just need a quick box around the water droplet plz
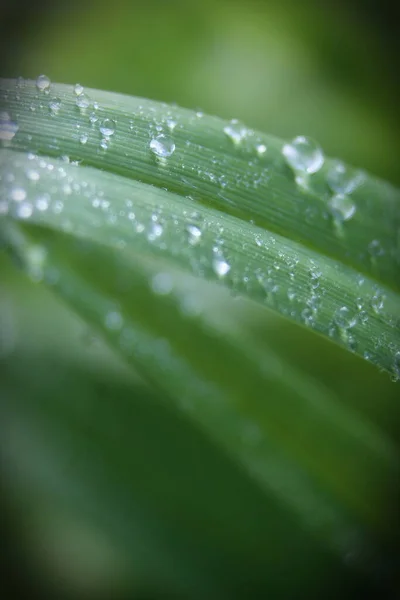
[36,194,50,211]
[17,202,33,219]
[371,292,385,314]
[76,93,91,109]
[10,186,27,202]
[329,194,356,222]
[148,222,164,240]
[25,168,40,182]
[49,97,61,114]
[100,138,108,150]
[334,306,357,329]
[368,239,384,257]
[36,74,51,91]
[150,134,175,158]
[256,143,267,156]
[105,310,123,331]
[0,112,19,142]
[99,118,116,137]
[89,112,98,124]
[327,160,363,194]
[212,256,230,277]
[186,224,202,246]
[74,83,84,96]
[282,136,324,174]
[166,118,177,131]
[151,272,173,295]
[79,133,88,145]
[223,119,248,145]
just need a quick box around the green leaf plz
[1,78,399,597]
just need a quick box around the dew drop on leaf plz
[79,133,88,145]
[328,193,356,222]
[17,202,33,219]
[25,168,40,182]
[10,186,27,202]
[371,292,385,314]
[334,306,357,329]
[212,256,231,277]
[74,83,84,96]
[151,272,173,296]
[36,74,51,91]
[104,310,123,331]
[0,112,19,142]
[282,135,324,174]
[326,160,363,194]
[223,119,248,145]
[48,97,61,115]
[150,134,175,158]
[186,224,202,246]
[76,93,91,110]
[99,118,116,137]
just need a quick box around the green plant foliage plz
[0,78,399,598]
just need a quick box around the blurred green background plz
[1,1,399,598]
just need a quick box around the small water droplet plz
[151,272,173,295]
[256,143,267,156]
[10,186,27,202]
[105,310,123,331]
[17,202,33,219]
[212,256,230,277]
[166,118,177,131]
[282,136,324,174]
[100,138,108,150]
[148,222,164,241]
[0,112,19,142]
[371,292,385,314]
[327,160,363,194]
[334,306,357,329]
[99,118,116,137]
[25,168,40,182]
[36,74,51,91]
[89,112,98,124]
[76,93,91,109]
[223,119,248,145]
[150,134,175,158]
[74,83,84,96]
[186,224,202,246]
[48,97,61,114]
[368,239,384,258]
[329,194,356,222]
[79,133,88,145]
[36,194,50,211]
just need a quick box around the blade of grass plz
[1,149,399,376]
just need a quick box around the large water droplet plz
[327,160,363,194]
[36,74,51,91]
[282,136,324,174]
[0,112,19,142]
[329,194,356,222]
[223,119,248,145]
[150,134,175,158]
[99,118,116,137]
